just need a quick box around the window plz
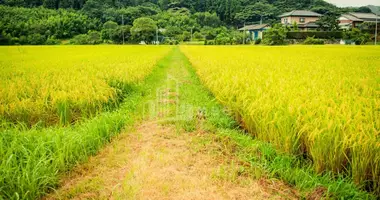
[300,18,305,23]
[284,18,288,23]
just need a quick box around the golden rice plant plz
[0,45,171,126]
[180,45,380,194]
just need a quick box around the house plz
[279,10,322,31]
[339,12,380,29]
[238,24,270,40]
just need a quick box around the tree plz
[130,17,157,43]
[234,2,276,26]
[262,24,286,45]
[343,28,370,45]
[101,21,118,41]
[315,12,339,31]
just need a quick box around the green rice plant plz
[180,45,380,195]
[0,45,171,126]
[0,48,174,199]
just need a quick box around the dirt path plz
[45,49,298,200]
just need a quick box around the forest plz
[0,0,375,45]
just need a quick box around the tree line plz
[0,0,374,45]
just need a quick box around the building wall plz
[281,16,320,24]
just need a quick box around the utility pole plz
[122,14,125,45]
[368,5,379,45]
[376,14,378,45]
[156,27,159,45]
[243,22,246,45]
[191,27,193,42]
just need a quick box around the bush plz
[215,32,231,45]
[10,37,20,45]
[0,32,12,45]
[70,34,91,45]
[193,32,204,40]
[287,31,343,39]
[343,28,370,45]
[45,36,61,45]
[263,24,286,45]
[254,38,262,45]
[88,31,102,44]
[27,33,46,45]
[303,36,324,45]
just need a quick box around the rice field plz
[0,46,171,199]
[0,46,171,126]
[180,45,380,194]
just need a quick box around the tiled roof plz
[238,24,270,31]
[297,22,320,28]
[278,10,322,17]
[340,14,363,22]
[348,12,380,20]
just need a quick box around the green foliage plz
[0,5,99,45]
[45,36,61,45]
[254,38,262,45]
[193,32,204,40]
[315,12,340,31]
[130,17,157,43]
[70,34,91,44]
[0,0,371,46]
[286,31,343,39]
[303,36,324,45]
[88,30,102,44]
[343,28,371,45]
[215,32,231,45]
[262,24,286,45]
[292,21,298,31]
[27,33,46,45]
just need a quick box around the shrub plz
[215,32,231,45]
[70,34,91,45]
[10,37,20,45]
[303,36,324,45]
[343,28,370,45]
[263,24,286,45]
[254,38,262,45]
[45,36,61,45]
[287,31,343,39]
[193,32,204,40]
[88,30,102,44]
[27,33,46,45]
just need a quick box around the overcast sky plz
[325,0,380,7]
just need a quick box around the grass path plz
[44,48,299,200]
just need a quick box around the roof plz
[297,22,320,28]
[346,12,380,22]
[283,22,321,28]
[339,23,352,26]
[278,10,322,18]
[238,24,270,31]
[340,14,363,22]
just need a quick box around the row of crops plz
[0,46,171,126]
[180,46,380,194]
[0,46,171,199]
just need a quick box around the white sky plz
[325,0,380,7]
